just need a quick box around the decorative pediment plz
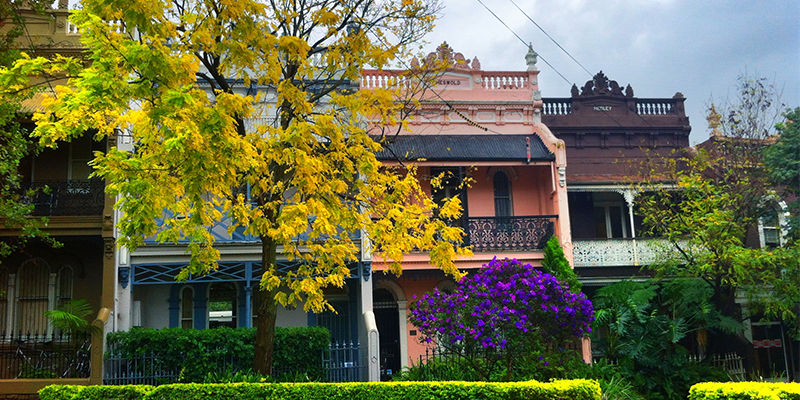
[571,71,634,98]
[412,42,481,71]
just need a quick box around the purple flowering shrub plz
[407,257,594,381]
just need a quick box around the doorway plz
[373,288,400,381]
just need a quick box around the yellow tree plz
[0,0,470,374]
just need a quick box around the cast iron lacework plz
[467,215,556,252]
[132,261,361,284]
[18,180,105,216]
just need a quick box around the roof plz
[374,134,554,162]
[19,91,56,114]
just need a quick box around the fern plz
[44,299,100,335]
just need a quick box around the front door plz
[373,288,400,381]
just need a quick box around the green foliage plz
[689,382,800,400]
[540,236,581,293]
[203,371,274,383]
[40,380,602,400]
[106,326,330,382]
[637,144,800,327]
[591,279,738,400]
[637,74,799,333]
[40,385,154,400]
[0,1,62,266]
[44,299,100,335]
[764,107,800,240]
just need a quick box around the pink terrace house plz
[361,44,572,379]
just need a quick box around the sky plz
[420,0,800,145]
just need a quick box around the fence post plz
[89,308,110,385]
[363,311,380,382]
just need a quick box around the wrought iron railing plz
[0,332,92,379]
[103,340,364,385]
[17,180,105,216]
[467,215,556,252]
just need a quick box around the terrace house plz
[361,43,574,378]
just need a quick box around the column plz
[359,231,379,382]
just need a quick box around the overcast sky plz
[420,0,800,145]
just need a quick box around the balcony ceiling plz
[374,134,554,162]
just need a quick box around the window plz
[317,286,351,342]
[593,204,628,239]
[760,208,782,248]
[493,171,512,217]
[68,135,104,181]
[16,258,50,335]
[57,265,73,306]
[180,286,194,329]
[208,282,237,328]
[431,167,466,226]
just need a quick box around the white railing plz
[480,72,528,90]
[572,238,672,267]
[66,19,127,35]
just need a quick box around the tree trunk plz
[254,236,279,375]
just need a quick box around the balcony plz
[18,180,105,216]
[466,215,556,252]
[572,238,671,267]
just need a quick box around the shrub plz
[689,382,800,400]
[40,380,602,400]
[541,236,581,293]
[105,326,330,382]
[408,257,594,381]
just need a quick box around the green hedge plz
[106,326,330,382]
[689,382,800,400]
[41,380,601,400]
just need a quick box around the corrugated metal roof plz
[19,91,56,114]
[374,134,554,162]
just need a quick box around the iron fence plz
[323,341,363,382]
[0,331,92,379]
[103,340,364,385]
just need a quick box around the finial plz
[525,43,538,71]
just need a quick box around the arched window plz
[180,286,194,329]
[493,171,512,217]
[16,258,50,335]
[208,282,237,328]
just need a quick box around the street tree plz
[0,0,470,374]
[635,74,799,338]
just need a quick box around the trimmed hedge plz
[689,382,800,400]
[106,326,330,382]
[40,380,601,400]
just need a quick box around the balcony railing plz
[467,215,556,252]
[572,238,672,267]
[18,180,105,216]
